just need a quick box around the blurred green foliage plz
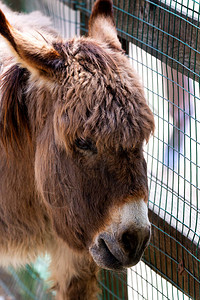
[3,0,25,11]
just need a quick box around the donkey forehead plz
[55,38,154,148]
[59,87,141,148]
[59,37,121,73]
[60,85,152,150]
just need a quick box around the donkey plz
[0,0,154,298]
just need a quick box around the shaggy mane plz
[0,64,30,150]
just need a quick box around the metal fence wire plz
[1,0,200,299]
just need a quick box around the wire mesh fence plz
[1,0,199,299]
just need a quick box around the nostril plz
[121,230,139,253]
[120,226,151,255]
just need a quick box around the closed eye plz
[75,138,97,154]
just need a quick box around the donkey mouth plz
[89,238,123,270]
[89,236,143,271]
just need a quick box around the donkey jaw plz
[89,200,151,270]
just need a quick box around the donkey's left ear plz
[0,9,62,77]
[88,0,122,51]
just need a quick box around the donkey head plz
[0,0,154,270]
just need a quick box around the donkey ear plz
[88,0,122,50]
[0,9,61,77]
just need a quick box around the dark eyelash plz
[75,138,97,153]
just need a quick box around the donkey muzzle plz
[89,200,151,270]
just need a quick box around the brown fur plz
[0,65,30,150]
[0,0,154,299]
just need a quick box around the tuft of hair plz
[0,64,31,152]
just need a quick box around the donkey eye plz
[75,138,97,153]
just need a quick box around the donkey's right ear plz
[0,9,62,77]
[88,0,122,51]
